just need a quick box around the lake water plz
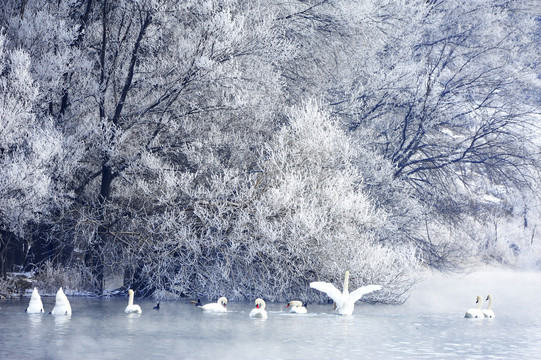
[1,268,540,359]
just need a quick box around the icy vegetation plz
[133,102,419,303]
[0,1,540,303]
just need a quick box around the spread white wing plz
[349,285,382,304]
[310,281,343,304]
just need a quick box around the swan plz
[483,294,495,318]
[286,300,307,314]
[125,289,142,314]
[198,297,228,313]
[310,271,382,316]
[51,287,72,316]
[26,288,44,314]
[464,295,483,318]
[249,298,268,319]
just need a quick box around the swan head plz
[287,300,303,308]
[485,294,493,308]
[128,289,135,296]
[255,298,266,309]
[217,297,228,307]
[475,295,482,303]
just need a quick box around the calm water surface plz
[1,269,540,359]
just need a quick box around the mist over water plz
[1,267,540,359]
[407,267,541,316]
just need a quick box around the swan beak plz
[286,304,290,308]
[256,304,260,309]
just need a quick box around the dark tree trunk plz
[94,163,114,293]
[91,3,151,294]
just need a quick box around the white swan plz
[249,298,268,319]
[483,294,495,318]
[198,297,228,313]
[310,271,382,316]
[464,295,483,318]
[26,287,44,314]
[125,289,142,314]
[286,300,307,314]
[51,287,72,316]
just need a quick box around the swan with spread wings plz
[310,271,382,316]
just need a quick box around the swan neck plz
[128,291,134,306]
[343,271,350,294]
[487,296,492,310]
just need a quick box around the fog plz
[404,266,541,318]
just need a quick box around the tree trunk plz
[0,232,7,279]
[94,163,113,293]
[93,7,151,293]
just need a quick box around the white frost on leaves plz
[0,34,62,237]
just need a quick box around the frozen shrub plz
[134,102,419,303]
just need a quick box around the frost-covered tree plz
[0,0,539,298]
[31,0,286,290]
[251,102,419,303]
[0,34,62,277]
[324,0,541,268]
[130,102,418,303]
